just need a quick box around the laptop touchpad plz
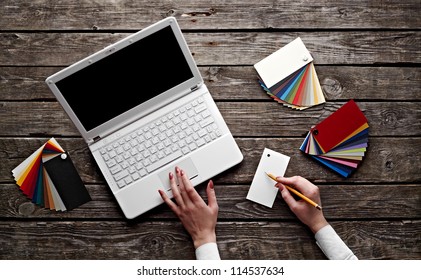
[158,158,199,191]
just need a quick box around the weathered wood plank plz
[0,0,419,30]
[1,183,419,220]
[1,101,419,137]
[206,66,421,101]
[219,102,421,137]
[1,138,420,184]
[0,220,418,259]
[1,32,420,66]
[228,137,421,184]
[1,66,420,101]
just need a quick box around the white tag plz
[253,37,312,89]
[246,148,290,208]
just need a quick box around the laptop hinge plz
[93,136,101,143]
[190,84,199,92]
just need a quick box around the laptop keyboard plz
[99,95,222,188]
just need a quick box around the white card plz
[246,148,290,208]
[253,37,313,89]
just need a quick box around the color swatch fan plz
[299,100,369,177]
[11,138,91,211]
[254,37,325,110]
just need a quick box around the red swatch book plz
[300,100,369,177]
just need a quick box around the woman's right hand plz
[275,176,329,234]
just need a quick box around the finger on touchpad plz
[158,158,199,191]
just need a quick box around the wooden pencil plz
[266,172,322,210]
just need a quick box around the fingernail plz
[175,166,180,174]
[209,180,214,189]
[158,190,163,196]
[180,169,184,176]
[278,184,285,191]
[169,172,173,179]
[276,176,283,180]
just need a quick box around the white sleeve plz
[195,242,221,260]
[315,225,358,260]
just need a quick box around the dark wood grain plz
[1,183,419,220]
[1,32,420,66]
[0,220,419,260]
[0,0,419,30]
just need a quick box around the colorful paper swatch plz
[254,37,325,110]
[299,100,369,177]
[11,138,91,211]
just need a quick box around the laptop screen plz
[55,26,194,131]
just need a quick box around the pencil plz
[265,172,322,210]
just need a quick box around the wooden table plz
[0,1,420,260]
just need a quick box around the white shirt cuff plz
[195,242,221,260]
[315,224,358,260]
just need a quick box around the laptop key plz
[146,150,182,173]
[124,176,133,185]
[197,138,206,147]
[200,117,214,128]
[181,146,190,154]
[139,169,147,177]
[114,169,129,181]
[117,180,126,188]
[132,172,140,181]
[110,164,122,175]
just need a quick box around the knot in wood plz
[385,160,394,170]
[145,236,165,250]
[206,67,220,83]
[18,202,35,215]
[242,241,260,258]
[382,110,399,128]
[322,77,343,97]
[338,8,350,18]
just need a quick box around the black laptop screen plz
[55,26,194,131]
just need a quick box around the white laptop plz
[45,17,243,219]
